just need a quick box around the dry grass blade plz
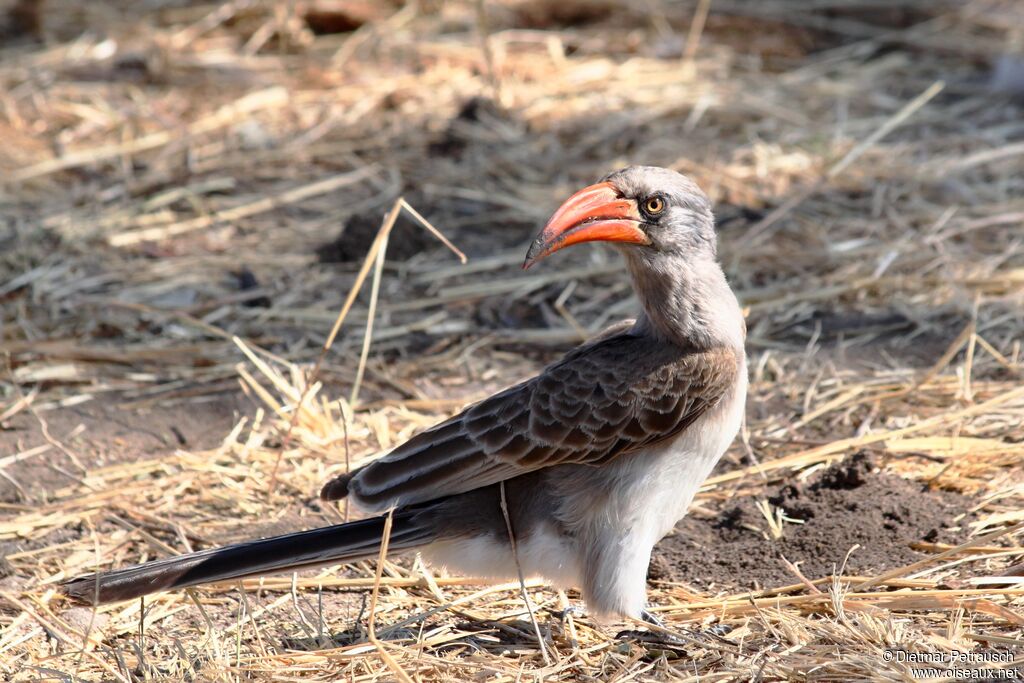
[8,87,289,184]
[500,481,551,665]
[366,510,415,683]
[109,167,381,246]
[270,196,465,487]
[3,0,1023,680]
[739,79,945,248]
[350,232,388,406]
[855,522,1024,591]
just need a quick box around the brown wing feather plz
[322,328,738,510]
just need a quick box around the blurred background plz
[1,1,1024,680]
[1,0,1022,409]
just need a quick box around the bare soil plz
[0,392,247,504]
[652,455,970,591]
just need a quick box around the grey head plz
[524,165,739,348]
[600,165,717,262]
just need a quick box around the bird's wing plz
[322,330,739,510]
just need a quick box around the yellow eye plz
[644,196,665,215]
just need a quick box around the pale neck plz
[626,254,745,352]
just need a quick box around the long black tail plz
[61,511,433,605]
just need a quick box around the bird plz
[61,166,747,622]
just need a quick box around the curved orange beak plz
[523,181,649,269]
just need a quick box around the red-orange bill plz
[523,182,648,269]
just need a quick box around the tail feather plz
[61,511,432,605]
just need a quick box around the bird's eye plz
[644,196,666,215]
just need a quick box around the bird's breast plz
[553,355,747,543]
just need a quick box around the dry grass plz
[1,0,1024,680]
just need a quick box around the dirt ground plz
[654,454,973,591]
[0,393,246,501]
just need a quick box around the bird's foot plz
[615,607,681,645]
[704,622,733,638]
[616,618,734,648]
[557,604,587,623]
[548,602,586,649]
[615,629,686,648]
[616,606,736,648]
[615,628,687,646]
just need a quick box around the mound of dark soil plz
[315,212,433,263]
[651,455,968,590]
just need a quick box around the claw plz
[617,619,735,649]
[640,609,665,628]
[705,623,733,637]
[614,628,687,647]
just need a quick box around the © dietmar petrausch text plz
[882,649,1020,679]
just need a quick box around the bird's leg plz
[557,604,587,622]
[553,591,584,650]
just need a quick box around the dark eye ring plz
[644,196,665,215]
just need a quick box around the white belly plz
[422,522,582,589]
[550,361,748,617]
[422,358,748,618]
[640,365,747,540]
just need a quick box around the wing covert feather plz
[323,330,738,509]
